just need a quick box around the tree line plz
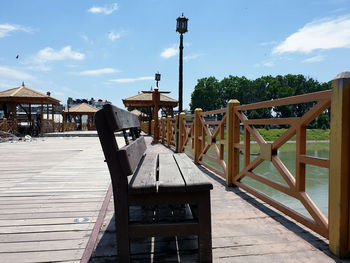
[190,74,331,129]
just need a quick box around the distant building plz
[67,97,111,110]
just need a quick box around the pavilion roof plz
[123,91,178,107]
[0,82,60,104]
[63,103,98,115]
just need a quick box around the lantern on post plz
[155,72,161,88]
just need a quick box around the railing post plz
[226,100,240,186]
[2,118,9,132]
[161,117,165,144]
[178,112,185,152]
[174,114,179,150]
[329,72,350,258]
[167,116,172,147]
[194,108,203,164]
[151,120,155,135]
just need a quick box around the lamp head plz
[176,13,188,34]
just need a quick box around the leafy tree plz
[190,77,221,112]
[189,74,332,128]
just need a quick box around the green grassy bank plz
[254,128,330,142]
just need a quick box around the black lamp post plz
[175,13,188,152]
[176,13,188,113]
[155,72,161,88]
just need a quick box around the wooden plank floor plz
[0,136,124,263]
[1,136,349,262]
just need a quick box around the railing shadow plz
[196,165,343,261]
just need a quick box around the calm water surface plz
[241,142,329,218]
[188,142,329,219]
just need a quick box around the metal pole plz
[179,33,184,113]
[176,33,184,152]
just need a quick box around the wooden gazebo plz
[130,109,148,122]
[62,103,98,131]
[123,89,178,116]
[0,82,60,135]
[122,88,178,142]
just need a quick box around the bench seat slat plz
[128,153,157,194]
[117,137,147,175]
[173,154,213,192]
[158,154,186,192]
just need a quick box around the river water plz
[241,142,329,219]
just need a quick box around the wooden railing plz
[143,116,177,148]
[41,120,55,133]
[155,73,350,257]
[140,121,149,134]
[175,91,331,238]
[0,118,17,134]
[168,116,176,148]
[231,90,331,238]
[63,122,76,132]
[195,109,227,178]
[180,113,194,158]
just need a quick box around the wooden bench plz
[95,104,213,262]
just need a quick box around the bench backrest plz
[95,104,147,190]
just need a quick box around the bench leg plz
[197,191,212,262]
[114,199,131,263]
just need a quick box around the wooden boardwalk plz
[0,136,348,262]
[0,136,120,263]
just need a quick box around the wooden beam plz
[226,99,240,186]
[329,72,350,258]
[194,108,203,164]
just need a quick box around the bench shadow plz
[197,165,348,262]
[90,209,199,262]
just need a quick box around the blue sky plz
[0,0,350,110]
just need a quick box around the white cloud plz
[161,46,178,59]
[0,23,32,38]
[109,76,153,83]
[260,41,278,46]
[88,3,118,15]
[34,46,85,63]
[184,54,202,61]
[302,55,325,63]
[108,31,121,41]
[66,64,79,68]
[78,68,120,76]
[53,91,65,96]
[0,66,33,80]
[80,34,93,44]
[273,16,350,54]
[26,64,52,72]
[263,61,275,67]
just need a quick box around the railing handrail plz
[236,89,331,111]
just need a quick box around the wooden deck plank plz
[0,230,91,243]
[0,216,97,227]
[0,249,84,263]
[0,239,88,253]
[0,136,117,263]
